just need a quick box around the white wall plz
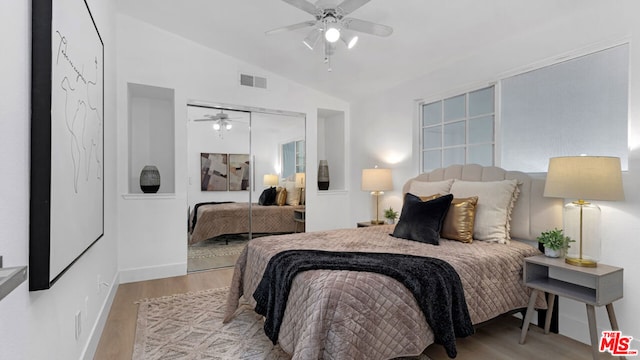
[350,1,640,348]
[116,14,350,282]
[0,1,119,359]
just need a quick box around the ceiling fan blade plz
[194,114,223,121]
[343,18,393,37]
[281,0,322,16]
[265,20,317,35]
[336,0,371,16]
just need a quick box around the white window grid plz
[420,86,496,172]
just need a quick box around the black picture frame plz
[30,0,104,291]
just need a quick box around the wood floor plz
[94,267,612,360]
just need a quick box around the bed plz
[223,164,563,359]
[189,202,305,245]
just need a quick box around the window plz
[281,140,305,179]
[500,44,628,172]
[420,86,495,172]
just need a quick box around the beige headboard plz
[402,164,562,241]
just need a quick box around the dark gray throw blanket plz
[253,250,474,358]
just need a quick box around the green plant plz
[384,207,399,220]
[536,228,574,251]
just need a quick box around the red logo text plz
[600,331,638,356]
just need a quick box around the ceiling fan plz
[266,0,393,70]
[194,110,238,136]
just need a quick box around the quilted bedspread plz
[224,225,546,359]
[189,203,304,245]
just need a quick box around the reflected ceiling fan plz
[194,110,239,137]
[266,0,393,70]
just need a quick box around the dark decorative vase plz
[318,160,330,190]
[140,165,160,193]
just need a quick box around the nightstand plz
[293,208,305,233]
[357,221,386,228]
[519,255,624,360]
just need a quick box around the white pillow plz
[449,179,520,244]
[284,180,299,206]
[407,179,454,197]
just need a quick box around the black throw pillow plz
[258,187,277,205]
[392,193,454,245]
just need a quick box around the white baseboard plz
[80,271,120,360]
[119,262,187,284]
[558,312,640,352]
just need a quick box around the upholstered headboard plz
[402,164,562,241]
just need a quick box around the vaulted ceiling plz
[117,0,589,101]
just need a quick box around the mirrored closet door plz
[186,104,305,273]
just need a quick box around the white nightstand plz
[519,255,624,360]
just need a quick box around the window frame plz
[419,85,496,172]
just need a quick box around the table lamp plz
[361,167,393,225]
[543,156,624,267]
[263,174,278,188]
[295,172,306,205]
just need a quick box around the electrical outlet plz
[75,311,82,340]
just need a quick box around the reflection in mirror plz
[281,140,305,179]
[186,105,251,273]
[186,105,305,273]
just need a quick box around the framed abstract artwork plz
[30,0,104,290]
[228,154,250,191]
[201,153,228,191]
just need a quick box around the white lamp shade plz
[361,168,393,192]
[263,174,278,187]
[544,156,624,201]
[303,29,321,50]
[341,30,358,49]
[295,173,306,188]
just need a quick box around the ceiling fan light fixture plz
[341,31,359,49]
[325,26,340,43]
[225,122,232,130]
[213,122,221,131]
[302,29,321,50]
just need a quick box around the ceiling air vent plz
[240,73,267,89]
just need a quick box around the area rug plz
[132,287,432,360]
[187,235,249,272]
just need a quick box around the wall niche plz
[317,108,346,191]
[127,83,175,194]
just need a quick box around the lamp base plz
[565,257,597,267]
[370,220,385,225]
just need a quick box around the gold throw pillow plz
[276,187,288,206]
[441,196,478,243]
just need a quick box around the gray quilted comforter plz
[189,203,304,245]
[224,225,545,359]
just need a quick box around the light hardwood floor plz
[95,267,613,360]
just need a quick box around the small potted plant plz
[384,207,399,224]
[536,228,574,258]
